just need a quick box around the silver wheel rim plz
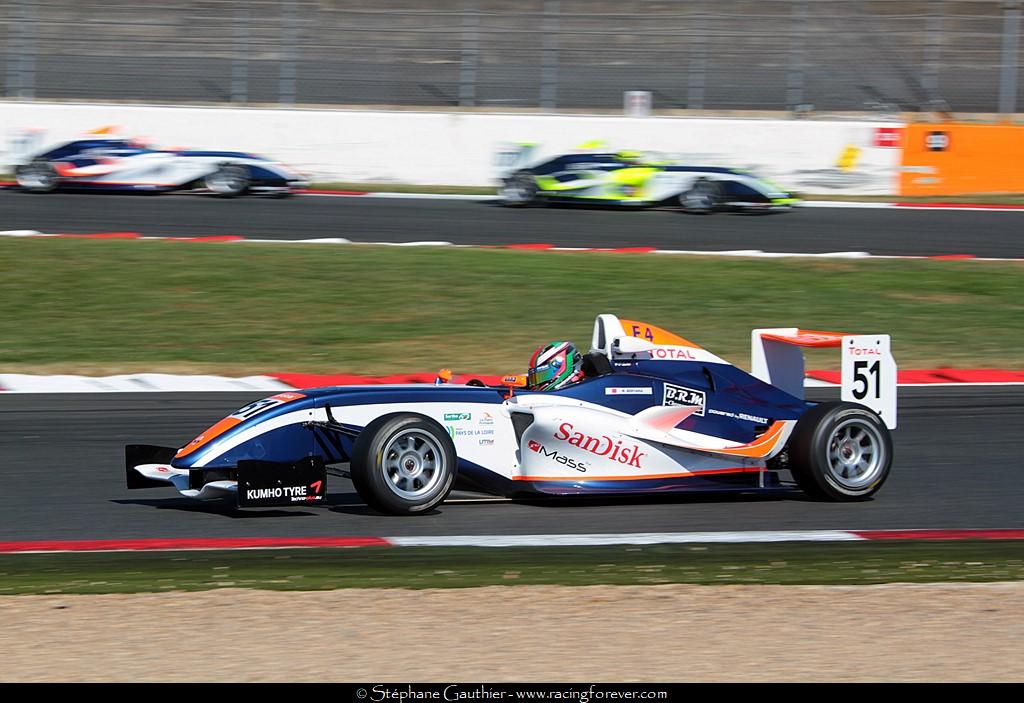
[207,168,245,194]
[825,418,885,490]
[18,166,54,190]
[501,175,534,203]
[381,430,445,500]
[684,182,716,209]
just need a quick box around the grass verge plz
[1,238,1021,374]
[1,542,1022,594]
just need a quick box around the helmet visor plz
[528,347,568,389]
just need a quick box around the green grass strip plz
[1,239,1021,374]
[1,542,1022,594]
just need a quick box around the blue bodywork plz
[26,138,301,193]
[172,360,809,491]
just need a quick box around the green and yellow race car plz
[495,143,799,213]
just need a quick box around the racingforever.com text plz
[363,686,670,702]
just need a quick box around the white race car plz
[13,134,306,197]
[126,314,896,514]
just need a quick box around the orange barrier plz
[900,123,1024,196]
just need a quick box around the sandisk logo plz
[528,439,586,472]
[553,423,646,468]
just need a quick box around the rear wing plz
[5,127,45,168]
[494,142,538,179]
[751,328,897,429]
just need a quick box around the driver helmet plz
[527,341,584,391]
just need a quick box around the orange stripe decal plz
[620,318,704,349]
[759,330,847,347]
[174,416,242,458]
[710,421,789,458]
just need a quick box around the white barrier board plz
[1,102,902,194]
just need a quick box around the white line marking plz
[3,230,1021,261]
[445,497,515,504]
[0,374,291,393]
[799,201,895,209]
[387,531,866,547]
[236,237,353,244]
[299,192,1024,212]
[299,189,491,200]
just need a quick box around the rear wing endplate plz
[751,328,897,429]
[494,142,538,179]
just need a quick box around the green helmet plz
[527,341,584,391]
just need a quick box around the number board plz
[840,335,897,429]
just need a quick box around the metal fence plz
[2,0,1023,114]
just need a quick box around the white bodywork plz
[132,315,808,499]
[16,135,306,192]
[494,143,793,205]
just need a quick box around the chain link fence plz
[2,0,1022,114]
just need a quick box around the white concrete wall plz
[1,102,903,194]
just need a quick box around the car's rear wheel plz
[680,178,722,214]
[787,401,892,501]
[350,414,458,514]
[205,164,250,197]
[15,160,59,193]
[500,170,539,207]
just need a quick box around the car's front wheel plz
[204,164,250,197]
[500,170,539,207]
[350,414,458,514]
[15,160,59,193]
[787,401,893,501]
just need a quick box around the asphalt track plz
[3,190,1024,258]
[0,386,1020,541]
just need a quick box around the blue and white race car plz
[13,134,307,197]
[126,314,896,514]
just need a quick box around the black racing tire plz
[15,160,59,193]
[350,413,458,515]
[787,401,893,501]
[499,170,539,207]
[679,178,722,214]
[204,163,250,197]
